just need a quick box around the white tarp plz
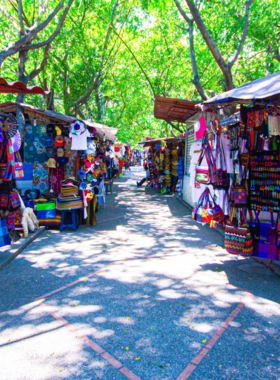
[204,71,280,104]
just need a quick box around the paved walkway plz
[0,167,280,380]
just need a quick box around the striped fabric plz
[56,199,83,210]
[37,215,61,226]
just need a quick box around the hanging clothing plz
[70,130,90,150]
[221,135,234,174]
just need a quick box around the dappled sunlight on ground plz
[0,167,280,379]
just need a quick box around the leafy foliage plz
[0,0,279,141]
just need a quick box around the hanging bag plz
[9,190,21,211]
[224,207,247,255]
[0,140,12,181]
[7,139,24,180]
[213,136,229,189]
[248,210,280,261]
[240,209,253,256]
[206,191,225,223]
[192,188,209,223]
[195,132,217,184]
[195,143,210,184]
[230,182,247,207]
[0,192,10,209]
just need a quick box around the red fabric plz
[49,167,64,193]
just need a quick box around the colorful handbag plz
[240,209,253,256]
[192,188,209,223]
[195,132,217,184]
[7,139,24,180]
[213,169,229,189]
[206,191,225,223]
[0,163,12,181]
[248,211,280,261]
[230,183,247,206]
[6,213,15,231]
[9,190,21,210]
[225,208,247,255]
[213,136,229,189]
[195,166,210,184]
[0,193,9,209]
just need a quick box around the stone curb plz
[0,227,45,272]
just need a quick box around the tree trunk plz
[185,0,234,91]
[16,49,28,134]
[46,89,55,111]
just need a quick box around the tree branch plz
[228,0,254,67]
[28,44,51,81]
[185,0,234,90]
[167,121,178,137]
[188,19,209,100]
[18,0,25,31]
[175,24,189,33]
[110,27,156,97]
[0,4,20,31]
[173,0,191,23]
[0,1,63,66]
[21,0,74,51]
[167,120,183,133]
[173,0,208,100]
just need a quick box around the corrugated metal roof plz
[0,102,117,140]
[138,136,184,147]
[154,96,201,123]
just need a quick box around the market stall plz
[0,100,118,246]
[138,137,185,194]
[153,96,201,197]
[191,71,280,264]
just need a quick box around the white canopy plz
[204,71,280,105]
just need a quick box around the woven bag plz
[225,208,247,255]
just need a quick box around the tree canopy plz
[0,0,279,140]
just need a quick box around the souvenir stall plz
[138,137,185,194]
[0,101,118,238]
[153,96,201,199]
[0,80,48,247]
[192,71,280,264]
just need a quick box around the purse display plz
[0,193,9,209]
[195,132,217,185]
[248,210,280,261]
[225,207,248,255]
[230,183,247,206]
[206,191,225,223]
[192,188,209,224]
[9,190,21,210]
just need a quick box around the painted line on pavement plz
[39,302,142,380]
[176,286,254,380]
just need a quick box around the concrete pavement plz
[0,166,279,380]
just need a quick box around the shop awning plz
[204,71,280,106]
[154,96,201,123]
[139,136,184,147]
[0,77,49,95]
[0,102,117,140]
